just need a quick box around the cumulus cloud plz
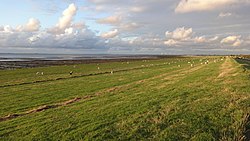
[0,3,108,52]
[48,3,77,34]
[100,29,119,38]
[164,39,178,46]
[17,18,41,32]
[175,0,250,13]
[221,35,243,47]
[164,27,194,47]
[1,1,249,54]
[163,27,227,48]
[165,27,193,40]
[194,36,207,43]
[2,25,13,33]
[58,4,77,29]
[97,15,121,25]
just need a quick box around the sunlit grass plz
[0,57,249,140]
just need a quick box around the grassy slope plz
[0,57,249,140]
[0,58,199,116]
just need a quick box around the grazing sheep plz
[97,67,100,70]
[41,72,44,75]
[69,71,73,75]
[36,72,39,75]
[111,71,113,74]
[191,64,193,67]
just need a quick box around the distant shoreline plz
[0,55,184,70]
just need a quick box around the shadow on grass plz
[235,58,250,141]
[235,59,250,70]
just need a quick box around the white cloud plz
[17,18,41,32]
[0,3,109,52]
[165,27,193,40]
[218,12,232,18]
[119,22,140,31]
[164,39,178,46]
[175,0,250,13]
[64,27,76,35]
[3,25,13,33]
[97,15,121,25]
[28,35,40,43]
[48,3,77,34]
[1,1,250,54]
[58,4,77,29]
[232,39,243,47]
[221,35,243,47]
[194,36,207,43]
[209,36,219,41]
[101,29,119,38]
[72,22,85,30]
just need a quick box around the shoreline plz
[0,55,184,70]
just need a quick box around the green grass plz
[0,56,249,140]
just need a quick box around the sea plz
[0,53,156,61]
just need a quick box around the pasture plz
[0,56,249,140]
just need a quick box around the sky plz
[0,0,250,54]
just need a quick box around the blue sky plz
[0,0,250,54]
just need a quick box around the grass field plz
[0,56,249,140]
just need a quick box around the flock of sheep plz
[35,58,225,76]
